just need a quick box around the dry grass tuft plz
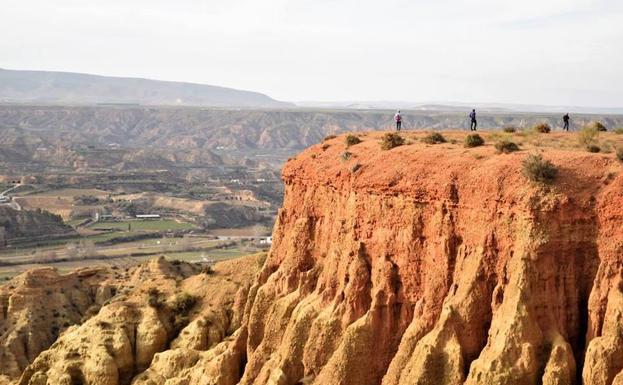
[586,121,607,132]
[495,140,520,154]
[578,126,600,148]
[464,134,485,148]
[380,133,405,150]
[522,154,557,183]
[422,132,446,144]
[533,123,552,133]
[345,134,362,147]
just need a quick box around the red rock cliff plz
[16,132,623,385]
[234,132,623,385]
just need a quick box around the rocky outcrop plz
[0,266,116,382]
[7,131,623,384]
[2,255,261,385]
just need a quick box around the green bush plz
[341,151,352,161]
[533,123,551,133]
[380,133,405,150]
[614,128,623,135]
[494,140,520,153]
[345,134,362,147]
[522,154,557,183]
[422,132,446,144]
[586,144,601,153]
[616,148,623,162]
[464,134,485,148]
[503,126,517,133]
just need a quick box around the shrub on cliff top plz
[586,121,607,132]
[380,133,404,150]
[586,144,601,153]
[578,126,599,148]
[614,128,623,135]
[522,154,557,183]
[616,148,623,162]
[464,134,485,148]
[345,134,362,147]
[422,132,446,144]
[494,140,519,153]
[503,126,517,133]
[533,123,551,133]
[323,134,337,141]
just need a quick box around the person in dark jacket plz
[563,113,570,131]
[469,109,477,131]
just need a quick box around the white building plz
[259,236,273,245]
[136,214,161,219]
[94,213,114,220]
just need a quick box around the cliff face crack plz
[1,295,8,320]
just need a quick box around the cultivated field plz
[14,188,111,219]
[88,219,197,231]
[0,234,266,281]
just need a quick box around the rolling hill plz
[0,68,291,108]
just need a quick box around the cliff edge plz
[12,131,623,385]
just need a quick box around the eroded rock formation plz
[6,132,623,384]
[0,266,117,383]
[1,255,260,385]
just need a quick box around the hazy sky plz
[2,0,622,106]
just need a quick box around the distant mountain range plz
[1,105,622,154]
[1,68,621,114]
[0,68,292,108]
[297,101,623,115]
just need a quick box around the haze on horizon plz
[1,0,622,108]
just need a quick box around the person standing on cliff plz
[394,110,402,131]
[563,113,570,131]
[469,109,477,131]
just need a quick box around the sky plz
[1,0,622,107]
